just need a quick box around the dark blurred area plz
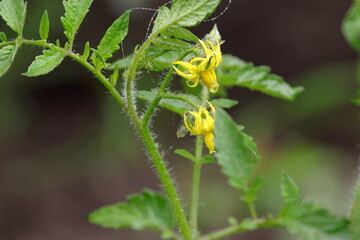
[0,0,359,239]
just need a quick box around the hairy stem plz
[199,218,281,240]
[142,69,174,125]
[21,38,192,239]
[138,125,192,240]
[190,136,203,236]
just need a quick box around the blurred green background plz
[0,0,358,239]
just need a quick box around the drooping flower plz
[173,40,222,93]
[184,101,216,154]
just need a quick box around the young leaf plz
[89,189,175,233]
[136,90,200,115]
[211,98,238,108]
[108,54,133,70]
[92,10,130,68]
[152,0,221,34]
[109,64,119,87]
[280,173,351,240]
[39,10,49,40]
[0,44,18,78]
[23,44,66,77]
[240,177,262,204]
[61,0,93,45]
[350,171,360,238]
[218,54,304,101]
[200,155,215,164]
[204,24,222,43]
[81,41,90,60]
[174,149,195,162]
[214,108,260,190]
[342,2,360,52]
[0,0,26,34]
[0,32,7,42]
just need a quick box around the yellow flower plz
[184,101,216,154]
[173,40,222,93]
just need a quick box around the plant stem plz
[138,125,193,240]
[142,69,174,125]
[198,218,281,240]
[248,202,258,219]
[190,136,204,236]
[67,52,127,110]
[21,38,192,240]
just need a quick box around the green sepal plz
[89,189,175,233]
[23,44,66,77]
[174,149,195,162]
[39,10,49,40]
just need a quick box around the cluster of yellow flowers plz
[173,40,222,94]
[184,101,216,154]
[173,39,222,154]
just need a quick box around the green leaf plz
[214,108,260,189]
[240,177,262,204]
[352,89,360,106]
[0,44,18,78]
[81,41,90,60]
[144,48,180,71]
[136,90,200,115]
[174,149,195,161]
[342,2,360,52]
[350,172,360,238]
[204,24,222,43]
[0,32,7,42]
[110,64,119,87]
[39,10,49,40]
[0,0,26,34]
[152,0,221,34]
[61,0,93,44]
[23,44,66,77]
[162,26,198,42]
[280,173,351,240]
[211,98,238,108]
[108,53,133,70]
[200,155,215,164]
[153,36,191,51]
[89,189,175,232]
[92,10,130,68]
[218,54,304,101]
